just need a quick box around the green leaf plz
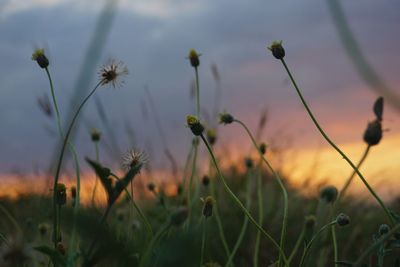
[85,157,114,204]
[114,163,143,197]
[34,246,67,267]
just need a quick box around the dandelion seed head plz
[121,149,147,171]
[99,59,128,88]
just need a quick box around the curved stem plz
[299,221,337,267]
[209,158,232,262]
[280,58,395,225]
[354,223,400,267]
[199,134,288,265]
[253,161,264,267]
[234,119,289,267]
[52,81,102,247]
[339,145,371,200]
[288,228,305,264]
[225,170,253,267]
[139,222,171,267]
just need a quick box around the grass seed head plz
[268,40,285,60]
[187,49,200,68]
[99,59,128,88]
[31,48,49,69]
[363,119,382,146]
[186,115,204,136]
[320,186,338,203]
[336,213,350,227]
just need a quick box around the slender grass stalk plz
[288,228,305,264]
[109,173,154,237]
[209,159,232,261]
[187,140,199,227]
[0,204,22,235]
[200,217,207,267]
[354,223,400,267]
[280,58,395,225]
[299,221,337,267]
[338,145,371,200]
[182,141,195,192]
[52,81,102,248]
[195,67,200,118]
[253,161,264,267]
[234,119,289,267]
[225,169,253,267]
[199,133,288,265]
[139,222,171,267]
[91,142,100,206]
[331,220,338,267]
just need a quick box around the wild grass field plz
[0,39,399,267]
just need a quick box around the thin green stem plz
[299,221,337,267]
[109,173,154,237]
[280,58,395,225]
[52,81,102,247]
[234,119,289,267]
[187,139,199,227]
[195,67,200,118]
[200,218,207,267]
[225,170,253,267]
[331,221,338,267]
[91,142,100,206]
[253,161,264,267]
[199,134,288,265]
[339,145,371,200]
[288,228,305,264]
[209,158,232,261]
[139,222,171,267]
[354,223,400,267]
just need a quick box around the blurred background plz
[0,0,399,201]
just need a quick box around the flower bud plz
[201,196,215,218]
[90,128,101,142]
[147,182,156,192]
[202,175,210,186]
[186,115,204,136]
[363,119,382,146]
[259,143,267,155]
[245,157,254,169]
[206,129,217,145]
[31,49,49,68]
[379,224,390,236]
[336,213,350,227]
[268,41,285,60]
[188,49,200,68]
[55,183,67,206]
[219,112,234,125]
[320,186,338,203]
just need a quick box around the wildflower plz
[206,129,217,145]
[320,186,338,203]
[259,143,267,155]
[363,119,382,146]
[219,112,234,125]
[187,49,200,68]
[121,149,147,171]
[202,175,210,186]
[201,196,215,218]
[336,213,350,227]
[55,183,67,206]
[98,59,128,88]
[186,115,204,136]
[90,128,101,142]
[31,48,49,68]
[268,41,285,60]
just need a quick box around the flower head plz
[336,213,350,227]
[268,41,285,60]
[121,149,147,171]
[320,186,338,203]
[219,112,234,125]
[363,119,382,146]
[90,128,101,142]
[31,48,49,69]
[187,49,200,68]
[201,196,215,218]
[186,115,204,136]
[98,59,128,88]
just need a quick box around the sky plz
[0,0,399,199]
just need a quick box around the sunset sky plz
[0,0,399,200]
